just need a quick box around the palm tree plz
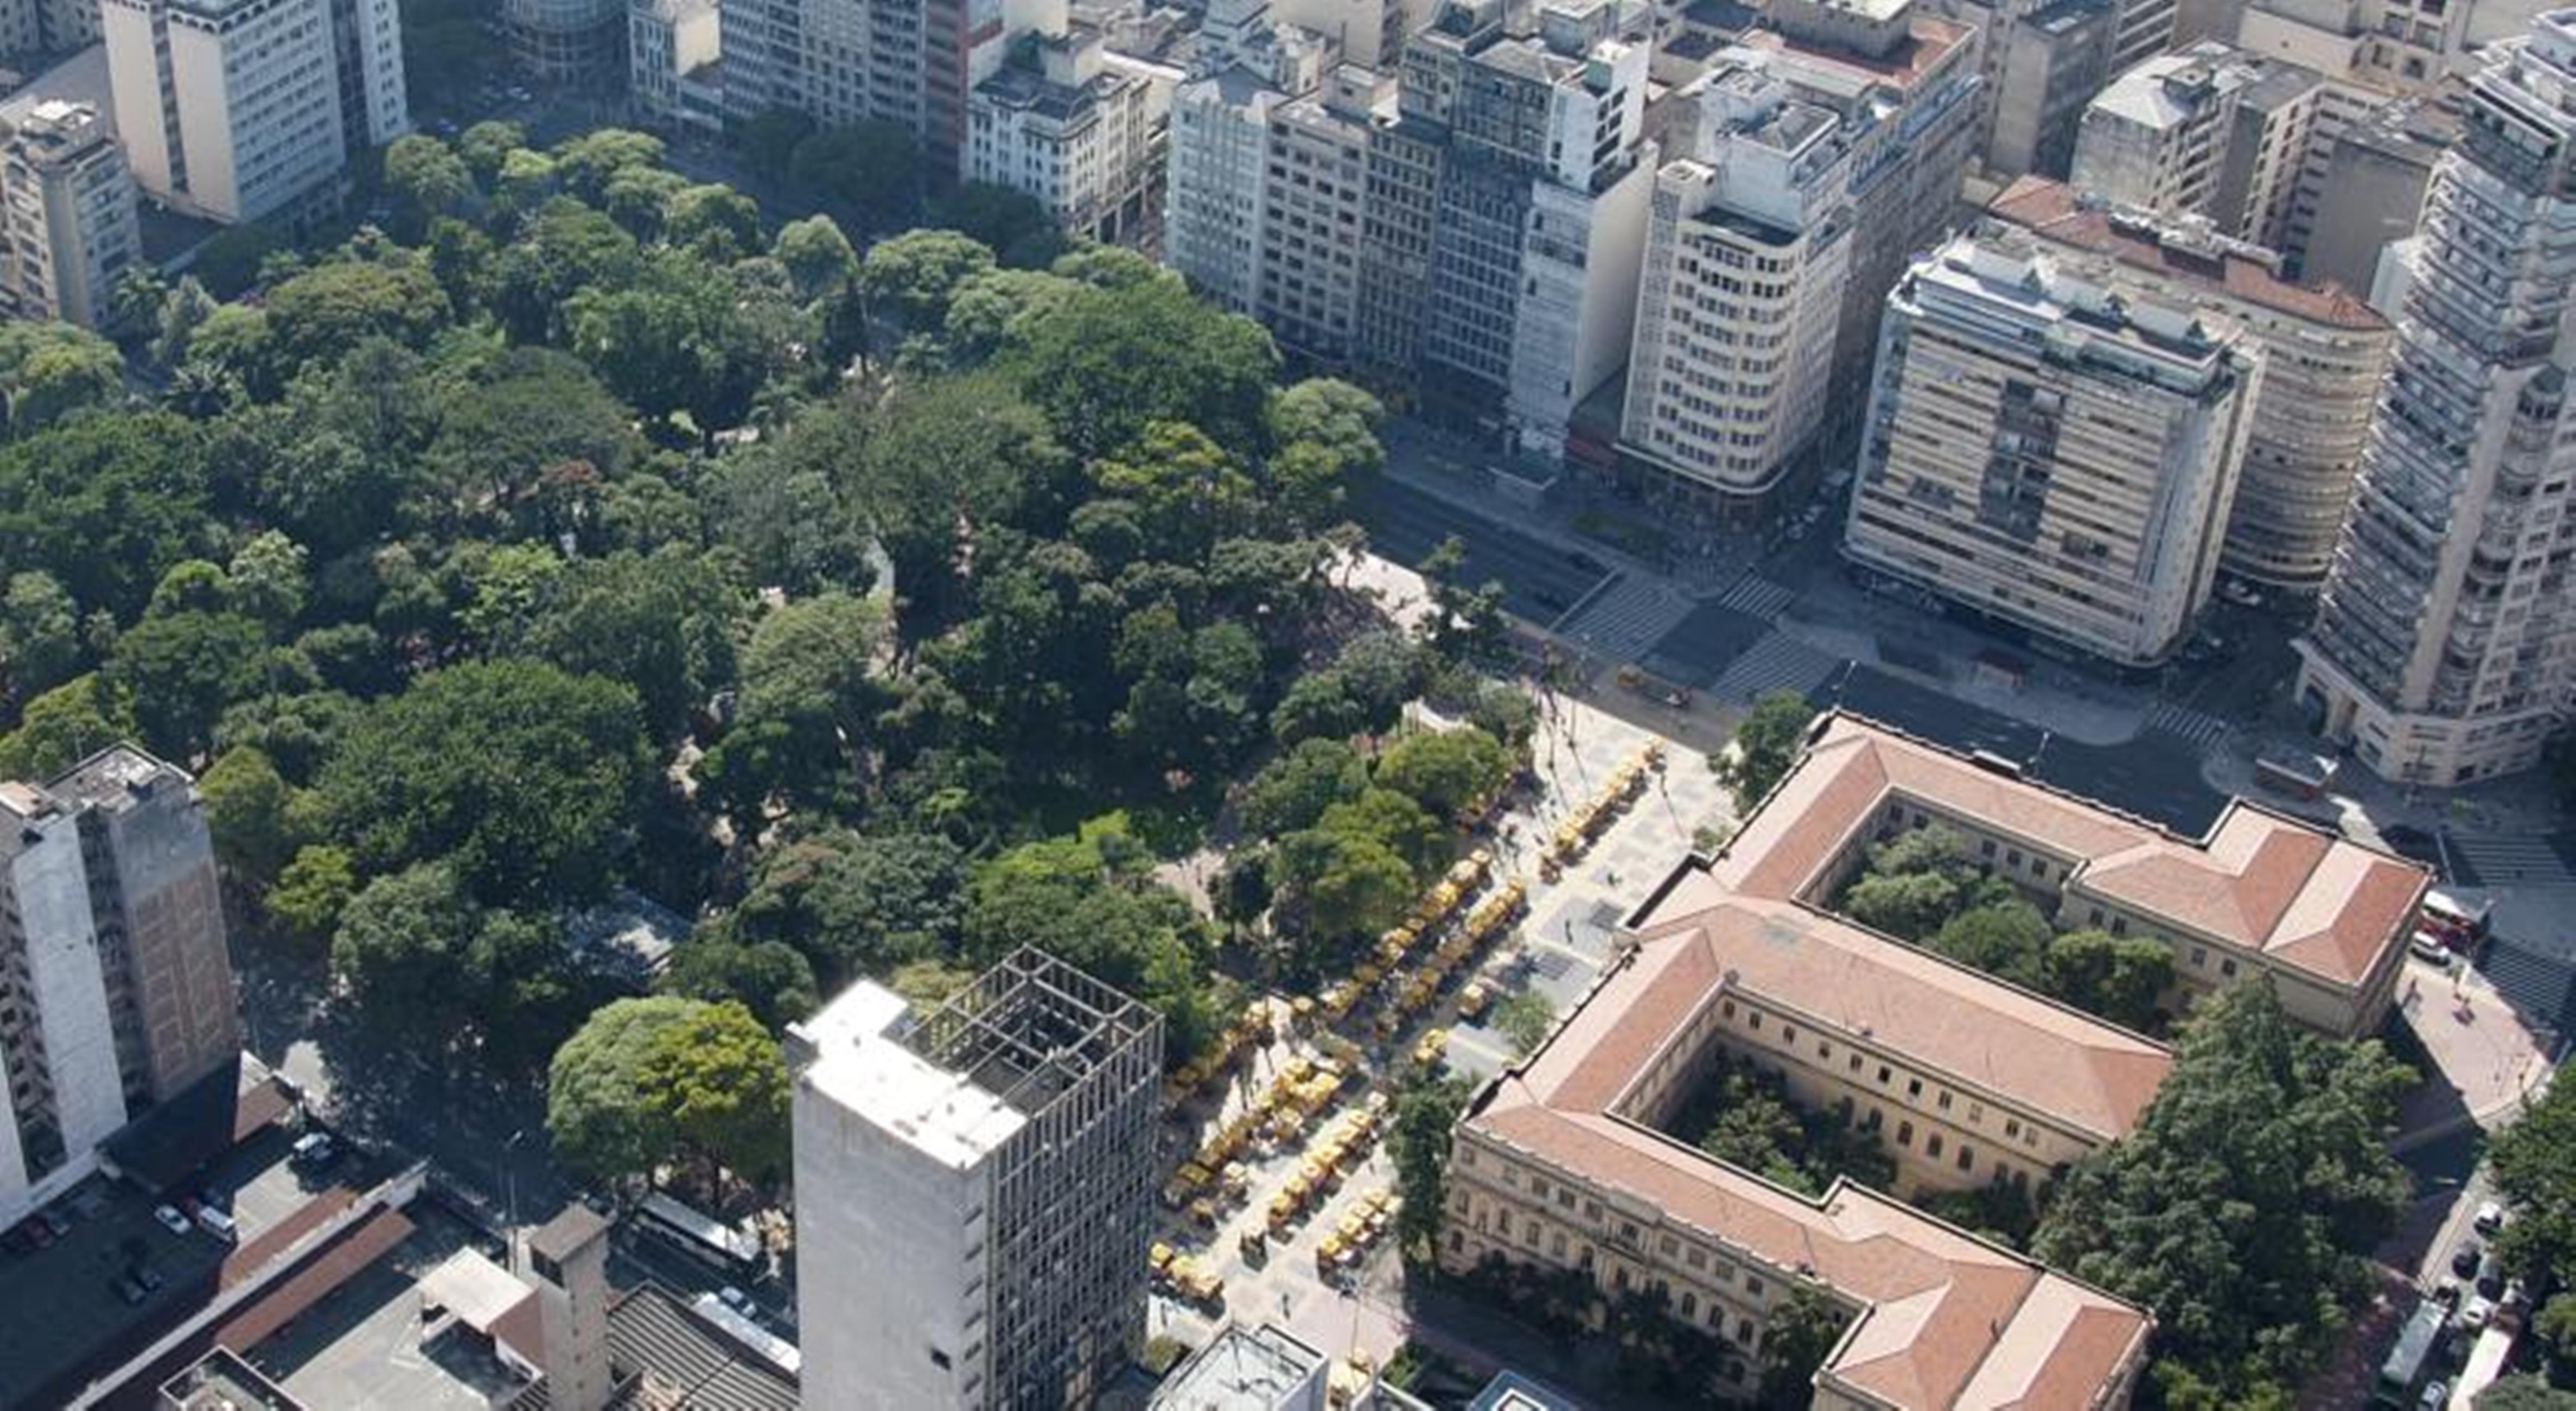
[107,268,168,336]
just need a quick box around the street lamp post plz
[503,1129,526,1266]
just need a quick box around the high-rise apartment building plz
[1931,0,2171,171]
[2298,9,2576,785]
[103,0,407,225]
[1,746,239,1230]
[1250,63,1388,359]
[1990,178,2393,588]
[630,0,722,127]
[1618,62,1854,517]
[0,101,143,332]
[722,0,1050,176]
[1984,0,2118,181]
[1845,230,2261,667]
[968,27,1177,249]
[789,948,1161,1410]
[2070,41,2320,252]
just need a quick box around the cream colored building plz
[1619,62,1854,517]
[630,0,720,127]
[967,27,1178,249]
[1987,177,2395,588]
[104,0,406,225]
[0,101,142,332]
[1845,231,2261,669]
[1439,714,2427,1406]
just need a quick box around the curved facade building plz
[507,0,627,88]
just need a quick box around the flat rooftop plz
[795,982,1029,1169]
[0,1174,233,1408]
[1149,1323,1324,1408]
[245,1208,526,1411]
[1987,176,2392,326]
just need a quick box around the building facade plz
[1439,714,2421,1403]
[506,0,630,88]
[1618,62,1853,516]
[1,747,239,1231]
[2070,41,2322,252]
[968,27,1176,249]
[720,0,1043,177]
[1988,177,2394,587]
[2298,9,2576,784]
[630,0,721,127]
[103,0,405,225]
[1985,0,2118,181]
[1846,231,2261,668]
[790,949,1161,1410]
[0,101,143,332]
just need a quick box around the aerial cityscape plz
[0,0,2573,1399]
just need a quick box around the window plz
[1614,1267,1630,1291]
[2189,945,2208,967]
[1907,1078,1923,1098]
[1936,1090,1953,1111]
[1848,1053,1864,1073]
[1927,1134,1944,1158]
[1968,1103,1984,1123]
[1532,1177,1549,1199]
[1745,1275,1765,1298]
[2221,958,2239,977]
[2004,1117,2021,1138]
[1552,1232,1567,1257]
[1749,1012,1764,1031]
[1680,1292,1699,1319]
[1818,1040,1832,1060]
[1897,1121,1914,1146]
[1722,1000,1736,1019]
[931,1349,953,1371]
[1956,1145,1974,1172]
[1782,1025,1797,1045]
[2006,848,2022,867]
[1878,1064,1892,1083]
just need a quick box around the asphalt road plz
[1349,476,1611,625]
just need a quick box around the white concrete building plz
[630,0,720,127]
[790,949,1161,1410]
[1990,178,2395,589]
[967,26,1177,247]
[1621,62,1853,513]
[103,0,406,225]
[1164,61,1292,314]
[2299,9,2576,784]
[0,748,238,1231]
[0,101,142,332]
[1845,231,2262,666]
[2071,41,2322,251]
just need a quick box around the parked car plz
[2462,1295,2496,1333]
[2475,1201,2506,1236]
[2420,1381,2450,1410]
[2476,1256,2507,1301]
[131,1263,164,1292]
[290,1132,337,1170]
[194,1206,238,1242]
[719,1286,753,1315]
[154,1205,190,1236]
[2452,1240,2484,1277]
[111,1274,145,1306]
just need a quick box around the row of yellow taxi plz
[1546,743,1665,867]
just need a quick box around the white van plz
[194,1206,238,1242]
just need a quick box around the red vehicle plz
[2416,889,2492,955]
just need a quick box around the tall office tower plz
[1617,62,1854,520]
[2298,11,2576,785]
[1726,0,1980,447]
[1845,231,2261,666]
[1399,0,1654,457]
[968,27,1176,249]
[0,101,143,332]
[103,0,407,224]
[1164,59,1300,314]
[723,0,1058,177]
[790,948,1162,1410]
[1990,178,2394,588]
[1247,63,1387,359]
[0,747,239,1229]
[2070,41,2320,253]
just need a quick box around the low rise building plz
[0,100,142,331]
[630,0,720,128]
[967,26,1177,248]
[2070,41,2321,252]
[1440,712,2427,1406]
[1147,1323,1328,1410]
[1844,230,2261,668]
[1987,177,2394,588]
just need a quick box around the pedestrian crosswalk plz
[2145,701,2233,749]
[1712,633,1842,703]
[1716,574,1796,619]
[2449,831,2576,891]
[1559,575,1694,660]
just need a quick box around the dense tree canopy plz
[1713,689,1816,809]
[2032,981,2414,1400]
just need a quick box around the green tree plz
[1712,689,1815,809]
[1759,1288,1856,1410]
[1265,378,1383,529]
[551,128,667,202]
[330,860,481,1035]
[935,182,1061,266]
[1377,726,1511,819]
[1928,899,2054,988]
[789,121,923,234]
[104,609,272,761]
[2032,980,2415,1397]
[314,659,650,906]
[660,934,820,1030]
[547,995,693,1183]
[636,999,792,1183]
[503,547,745,739]
[1239,737,1369,838]
[2044,929,2174,1031]
[665,183,762,261]
[198,746,305,890]
[1391,1076,1471,1263]
[1839,870,1961,942]
[1,570,82,700]
[1003,276,1280,460]
[774,214,860,303]
[0,673,129,779]
[263,258,451,371]
[269,844,356,949]
[0,410,211,622]
[734,829,967,986]
[382,135,473,237]
[1316,787,1444,876]
[457,119,526,189]
[857,228,996,335]
[887,958,975,1009]
[227,530,310,630]
[1491,989,1555,1057]
[844,372,1068,581]
[2481,1378,2576,1411]
[736,109,815,181]
[1268,825,1414,945]
[2490,1064,2576,1285]
[0,322,125,437]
